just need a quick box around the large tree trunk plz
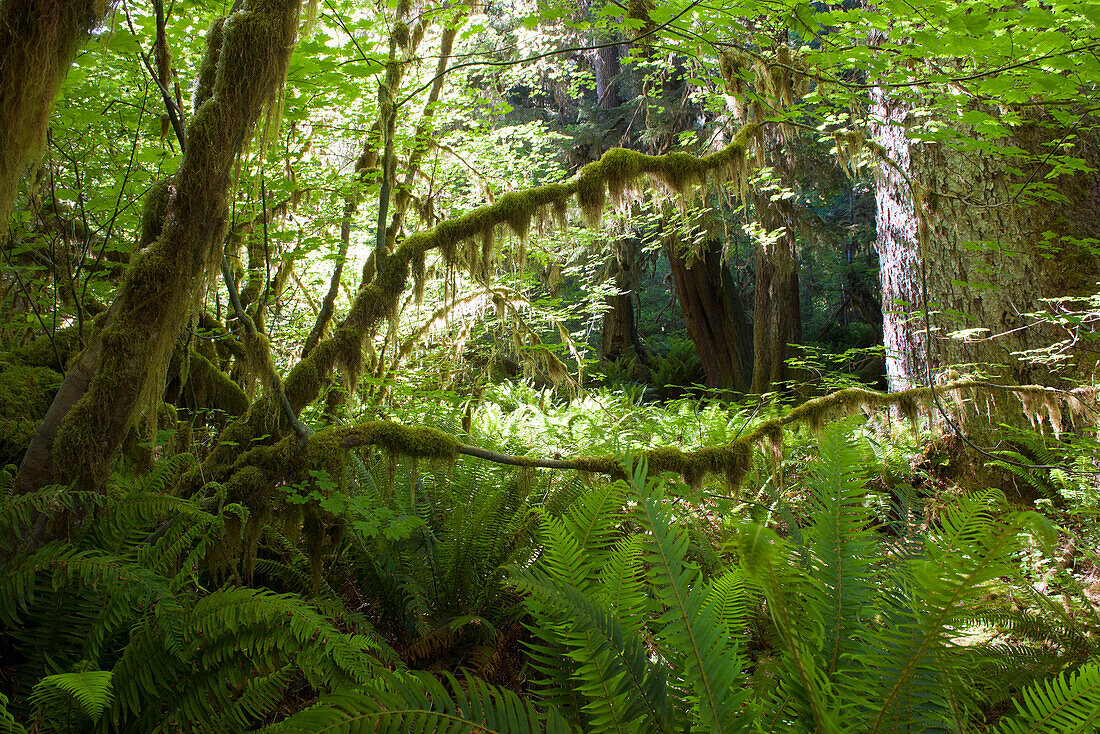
[16,0,302,492]
[600,240,643,362]
[750,192,803,394]
[665,237,753,392]
[872,93,1100,394]
[0,0,112,234]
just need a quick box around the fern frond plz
[30,670,113,723]
[999,660,1100,733]
[0,691,26,734]
[0,485,101,554]
[1,541,176,662]
[263,670,569,733]
[799,425,879,676]
[518,573,671,733]
[864,491,1042,733]
[633,463,753,734]
[738,522,835,732]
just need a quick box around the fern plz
[262,671,570,733]
[633,459,753,733]
[999,660,1100,733]
[0,693,25,734]
[29,670,113,724]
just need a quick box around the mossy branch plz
[265,380,1096,496]
[21,0,303,493]
[284,121,763,413]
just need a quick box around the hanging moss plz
[652,152,706,195]
[192,17,225,110]
[495,191,536,240]
[300,429,351,492]
[0,0,110,232]
[185,347,250,416]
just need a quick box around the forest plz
[2,0,1100,730]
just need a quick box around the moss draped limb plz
[40,0,303,490]
[283,122,762,414]
[0,0,111,233]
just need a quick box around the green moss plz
[192,17,225,109]
[0,363,61,419]
[340,421,460,461]
[10,326,83,370]
[495,191,536,240]
[0,418,37,466]
[393,21,410,48]
[643,442,752,491]
[301,430,350,492]
[653,152,705,194]
[599,148,643,201]
[576,163,607,227]
[186,348,249,415]
[139,177,172,249]
[572,455,625,479]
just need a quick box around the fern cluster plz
[5,418,1100,732]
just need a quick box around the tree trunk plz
[872,93,1100,393]
[16,0,302,492]
[665,237,753,392]
[600,240,641,362]
[750,193,803,394]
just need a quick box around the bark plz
[16,0,302,492]
[0,0,111,234]
[665,237,753,392]
[600,240,644,363]
[750,192,803,394]
[871,88,928,391]
[872,94,1100,393]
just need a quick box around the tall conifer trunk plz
[871,91,1100,395]
[750,190,803,394]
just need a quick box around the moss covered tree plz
[16,0,304,494]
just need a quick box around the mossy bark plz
[0,0,110,234]
[872,97,1100,398]
[666,236,753,393]
[749,186,803,395]
[16,0,302,492]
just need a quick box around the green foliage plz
[515,459,753,733]
[263,670,571,733]
[999,661,1100,733]
[29,671,113,726]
